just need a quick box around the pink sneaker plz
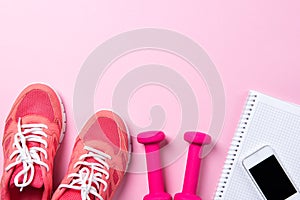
[52,110,131,200]
[0,83,66,200]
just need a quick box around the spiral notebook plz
[214,91,300,199]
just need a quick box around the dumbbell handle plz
[144,143,165,193]
[183,144,202,194]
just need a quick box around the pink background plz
[1,1,300,199]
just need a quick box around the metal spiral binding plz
[214,92,258,199]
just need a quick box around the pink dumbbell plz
[137,131,172,200]
[174,131,211,200]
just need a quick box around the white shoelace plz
[59,146,112,200]
[5,118,49,191]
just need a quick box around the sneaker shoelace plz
[5,118,49,191]
[59,146,112,200]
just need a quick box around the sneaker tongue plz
[60,157,104,200]
[60,190,95,200]
[10,165,43,189]
[9,142,44,189]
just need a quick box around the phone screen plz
[249,155,297,200]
